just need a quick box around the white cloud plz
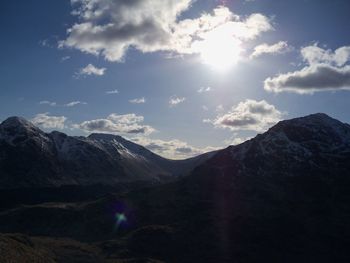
[129,97,146,104]
[250,41,291,58]
[60,1,273,62]
[231,137,251,145]
[39,101,57,107]
[216,104,224,112]
[31,113,67,129]
[301,44,350,66]
[76,113,155,135]
[64,101,87,107]
[207,99,282,132]
[77,64,106,77]
[224,134,253,146]
[106,89,119,94]
[132,137,219,159]
[39,39,55,48]
[264,45,350,94]
[198,87,212,93]
[61,56,71,62]
[169,96,186,107]
[39,100,87,107]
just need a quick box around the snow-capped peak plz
[0,116,38,131]
[0,116,46,145]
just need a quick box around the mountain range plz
[0,113,349,262]
[0,116,216,189]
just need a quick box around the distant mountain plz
[0,116,215,189]
[190,113,350,181]
[1,113,349,262]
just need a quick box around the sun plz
[194,24,243,71]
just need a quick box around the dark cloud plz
[175,147,193,154]
[265,64,350,94]
[220,116,258,127]
[265,45,350,94]
[76,113,155,135]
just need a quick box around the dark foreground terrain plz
[0,113,349,262]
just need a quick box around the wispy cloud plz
[169,96,186,107]
[198,87,212,93]
[106,89,119,94]
[76,64,106,77]
[61,56,71,62]
[250,41,291,59]
[39,101,57,107]
[216,104,224,112]
[129,97,146,104]
[64,101,87,107]
[39,100,87,107]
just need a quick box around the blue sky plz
[1,0,350,159]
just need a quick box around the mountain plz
[0,113,349,262]
[0,116,215,189]
[190,112,350,180]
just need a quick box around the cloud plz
[216,104,224,112]
[250,41,291,58]
[39,100,87,107]
[202,105,209,111]
[64,101,87,107]
[198,87,212,93]
[39,101,57,107]
[77,64,106,77]
[31,113,67,129]
[39,38,57,48]
[301,44,350,66]
[132,137,219,159]
[61,56,71,62]
[224,133,253,146]
[264,45,350,94]
[106,89,119,94]
[207,99,282,132]
[75,113,155,135]
[265,64,350,94]
[169,96,186,107]
[231,137,251,145]
[60,1,272,62]
[129,97,146,104]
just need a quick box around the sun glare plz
[195,24,243,71]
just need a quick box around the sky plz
[1,0,350,159]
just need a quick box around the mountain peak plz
[271,113,348,131]
[296,112,338,123]
[1,116,33,128]
[0,116,42,133]
[0,116,44,144]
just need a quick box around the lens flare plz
[112,201,133,232]
[116,213,127,224]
